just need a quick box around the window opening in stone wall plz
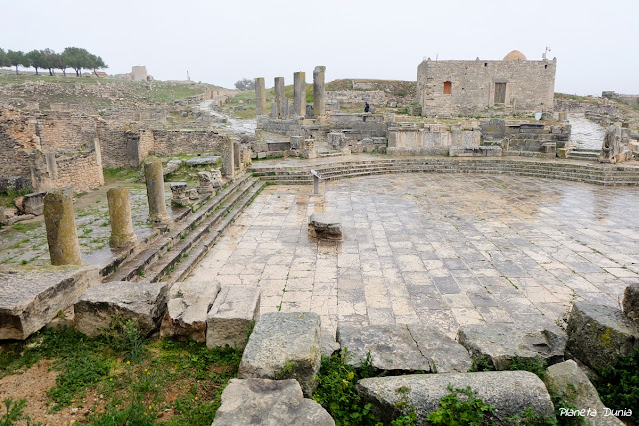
[545,64,548,69]
[484,63,488,67]
[494,83,506,104]
[443,81,452,94]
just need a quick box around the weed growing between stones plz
[313,349,378,425]
[594,348,639,421]
[0,326,242,424]
[427,385,494,425]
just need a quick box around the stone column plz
[255,77,266,117]
[143,157,171,224]
[293,72,306,118]
[107,187,137,247]
[274,77,285,119]
[44,187,82,266]
[313,66,326,117]
[222,137,235,179]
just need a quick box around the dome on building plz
[503,50,527,61]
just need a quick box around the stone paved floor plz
[189,174,639,339]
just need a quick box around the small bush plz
[426,385,495,425]
[595,348,639,421]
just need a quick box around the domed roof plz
[503,50,527,61]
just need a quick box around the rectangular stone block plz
[0,265,99,340]
[206,285,260,349]
[75,281,168,337]
[238,312,321,396]
[161,280,221,342]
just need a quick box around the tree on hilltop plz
[0,48,10,68]
[6,50,31,74]
[26,50,47,75]
[41,48,59,76]
[235,78,255,91]
[86,53,107,75]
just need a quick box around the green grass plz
[0,188,30,208]
[0,323,242,425]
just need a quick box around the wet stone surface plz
[187,173,639,337]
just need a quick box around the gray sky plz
[3,0,637,95]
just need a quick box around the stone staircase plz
[104,173,265,285]
[566,149,600,161]
[251,157,639,186]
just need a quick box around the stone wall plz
[417,58,556,116]
[602,91,639,107]
[0,108,40,184]
[387,124,480,155]
[151,129,227,156]
[36,111,98,152]
[54,148,104,193]
[480,119,570,154]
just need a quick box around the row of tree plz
[0,47,107,77]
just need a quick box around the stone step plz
[166,181,266,284]
[142,178,263,284]
[105,173,254,283]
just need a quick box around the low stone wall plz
[387,124,480,155]
[480,119,570,154]
[151,129,226,156]
[54,148,104,193]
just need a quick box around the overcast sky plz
[2,0,637,95]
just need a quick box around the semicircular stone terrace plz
[187,169,639,340]
[250,155,639,186]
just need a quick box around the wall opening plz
[494,83,506,104]
[443,81,452,94]
[545,64,548,69]
[484,63,488,67]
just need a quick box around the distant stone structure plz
[114,66,153,82]
[417,51,556,116]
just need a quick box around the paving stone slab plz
[0,265,99,340]
[74,281,168,337]
[308,213,342,240]
[337,324,471,373]
[160,280,221,342]
[357,372,555,425]
[458,323,566,370]
[212,378,334,426]
[238,312,321,396]
[566,301,639,372]
[206,285,260,349]
[545,360,624,425]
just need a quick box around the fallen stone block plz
[21,192,46,216]
[185,156,220,167]
[337,324,471,373]
[0,207,35,226]
[74,281,168,337]
[206,285,260,349]
[212,378,334,426]
[566,301,639,372]
[238,312,321,396]
[0,265,99,340]
[357,372,555,425]
[545,360,624,425]
[160,280,221,342]
[622,283,639,323]
[308,213,342,240]
[458,323,566,370]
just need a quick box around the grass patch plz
[594,348,639,421]
[0,323,242,424]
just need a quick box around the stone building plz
[417,50,556,116]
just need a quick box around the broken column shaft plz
[293,72,306,118]
[107,187,137,248]
[274,77,286,119]
[313,66,326,117]
[44,187,82,266]
[144,157,171,224]
[255,77,266,117]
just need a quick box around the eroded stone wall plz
[54,149,103,193]
[417,59,556,116]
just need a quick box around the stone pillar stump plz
[144,157,171,224]
[255,77,266,117]
[44,187,82,265]
[107,187,137,248]
[313,66,326,117]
